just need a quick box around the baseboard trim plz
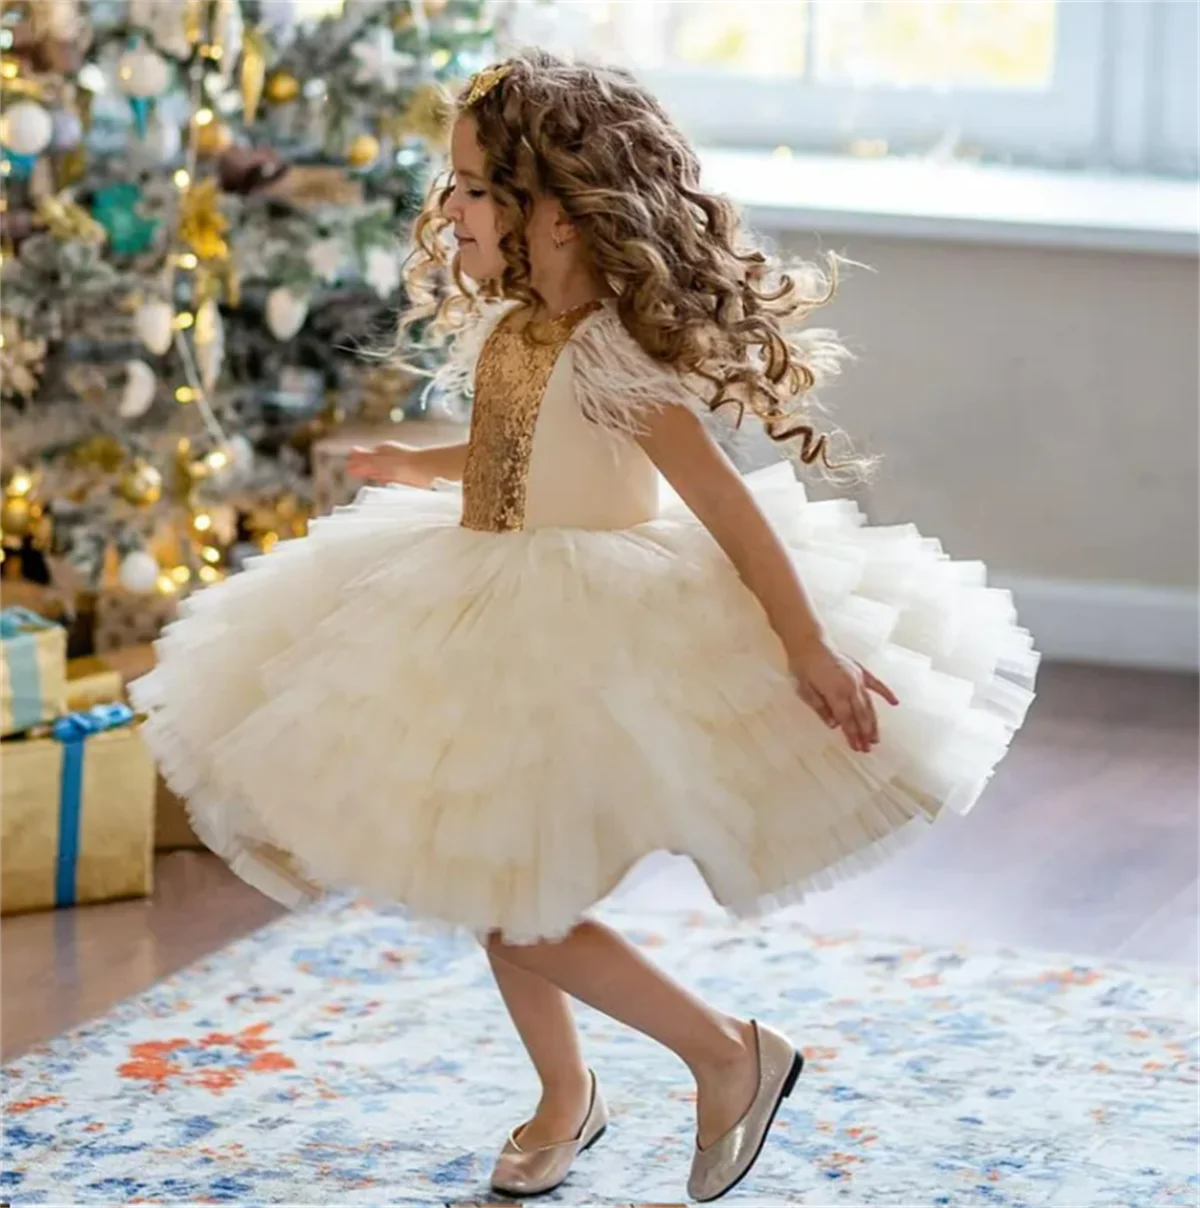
[993,575,1199,672]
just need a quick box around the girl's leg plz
[488,950,594,1147]
[487,920,759,1148]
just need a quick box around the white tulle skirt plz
[131,464,1038,942]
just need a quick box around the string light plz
[173,312,195,331]
[176,252,199,270]
[193,512,213,532]
[8,470,33,495]
[198,564,221,583]
[204,449,229,471]
[194,108,215,127]
[170,565,191,585]
[173,169,191,188]
[175,385,198,403]
[201,545,221,564]
[156,573,179,595]
[1,60,19,80]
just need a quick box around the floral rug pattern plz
[3,895,1197,1205]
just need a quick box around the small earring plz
[552,230,568,249]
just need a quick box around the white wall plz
[734,232,1200,668]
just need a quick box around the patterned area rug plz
[3,895,1197,1206]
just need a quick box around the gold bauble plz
[119,460,164,507]
[346,132,380,170]
[193,117,233,159]
[264,70,300,105]
[0,493,32,541]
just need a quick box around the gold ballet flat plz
[687,1021,803,1203]
[490,1070,609,1198]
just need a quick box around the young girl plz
[132,51,1038,1202]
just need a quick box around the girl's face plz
[443,116,572,287]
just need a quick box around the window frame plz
[500,0,1199,176]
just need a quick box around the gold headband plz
[464,62,512,108]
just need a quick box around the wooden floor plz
[3,662,1196,1062]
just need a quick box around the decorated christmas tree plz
[0,0,495,613]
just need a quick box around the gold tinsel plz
[396,81,453,148]
[36,192,107,244]
[0,316,47,401]
[178,179,230,262]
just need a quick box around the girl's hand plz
[790,636,899,754]
[347,441,418,486]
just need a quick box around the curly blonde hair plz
[402,50,862,474]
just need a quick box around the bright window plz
[502,0,1198,176]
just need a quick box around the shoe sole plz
[692,1051,805,1203]
[490,1123,608,1199]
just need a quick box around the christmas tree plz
[0,0,495,606]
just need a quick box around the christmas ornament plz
[118,459,164,507]
[50,107,83,150]
[91,182,159,255]
[134,297,174,356]
[0,99,54,156]
[117,548,161,593]
[178,179,230,261]
[241,26,267,123]
[306,237,342,283]
[119,359,158,418]
[346,132,380,170]
[194,298,224,392]
[217,144,287,194]
[118,43,170,137]
[1,468,39,545]
[30,0,84,43]
[0,316,47,401]
[364,244,401,298]
[127,0,194,60]
[264,69,300,105]
[35,192,106,243]
[265,286,309,340]
[192,112,233,158]
[351,27,415,90]
[397,81,452,147]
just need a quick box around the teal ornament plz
[129,97,152,139]
[91,182,159,255]
[4,153,35,179]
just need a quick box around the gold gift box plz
[1,709,156,915]
[1,606,67,738]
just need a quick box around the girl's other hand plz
[347,441,417,486]
[790,636,899,754]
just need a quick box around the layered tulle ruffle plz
[132,465,1037,942]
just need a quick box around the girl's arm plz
[346,440,470,488]
[637,405,896,753]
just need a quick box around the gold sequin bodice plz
[461,302,601,533]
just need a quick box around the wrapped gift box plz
[1,703,156,914]
[64,644,204,851]
[65,655,125,713]
[313,419,468,514]
[93,588,179,655]
[1,606,67,737]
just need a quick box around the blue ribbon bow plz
[51,703,136,907]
